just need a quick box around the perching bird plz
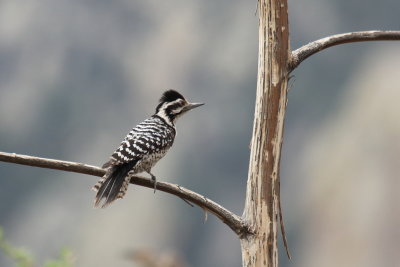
[93,90,204,208]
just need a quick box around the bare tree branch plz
[0,151,251,237]
[0,152,105,176]
[289,30,400,71]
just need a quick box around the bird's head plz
[155,89,204,125]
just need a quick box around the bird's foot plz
[148,172,157,193]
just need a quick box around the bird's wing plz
[102,117,175,168]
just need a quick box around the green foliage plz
[0,228,74,267]
[43,248,74,267]
[0,228,34,267]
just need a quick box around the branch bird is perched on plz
[93,90,204,208]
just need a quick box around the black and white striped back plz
[105,115,176,168]
[93,115,175,207]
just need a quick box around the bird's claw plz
[150,173,157,194]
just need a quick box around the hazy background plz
[0,0,399,266]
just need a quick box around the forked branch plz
[0,151,251,237]
[289,30,400,71]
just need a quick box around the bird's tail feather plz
[93,161,136,208]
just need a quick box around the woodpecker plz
[93,90,204,208]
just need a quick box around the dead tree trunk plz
[240,0,289,266]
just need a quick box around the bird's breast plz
[132,148,170,173]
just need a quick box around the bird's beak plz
[184,102,205,111]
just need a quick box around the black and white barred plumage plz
[93,90,203,208]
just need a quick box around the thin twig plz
[202,207,208,224]
[277,176,291,260]
[179,197,195,207]
[289,30,400,71]
[0,151,251,237]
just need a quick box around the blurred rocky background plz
[0,0,399,266]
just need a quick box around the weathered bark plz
[240,0,289,266]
